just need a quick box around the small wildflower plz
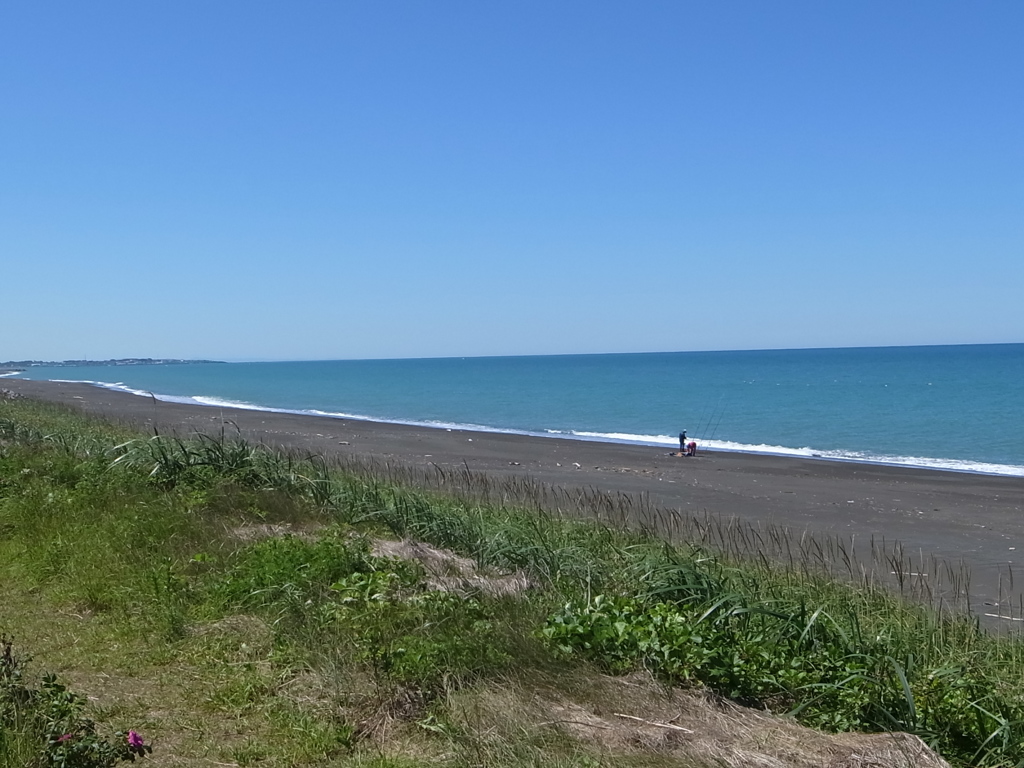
[127,730,145,748]
[56,733,73,744]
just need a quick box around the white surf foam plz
[559,431,1024,477]
[35,378,1024,478]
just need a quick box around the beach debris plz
[613,713,693,733]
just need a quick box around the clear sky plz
[2,2,1021,361]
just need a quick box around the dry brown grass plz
[371,538,532,597]
[445,671,952,768]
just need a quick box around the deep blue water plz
[10,344,1024,476]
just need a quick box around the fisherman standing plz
[679,430,687,453]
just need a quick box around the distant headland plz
[0,358,225,373]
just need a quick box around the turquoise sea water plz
[10,344,1024,476]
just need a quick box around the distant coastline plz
[0,358,224,373]
[7,346,1024,476]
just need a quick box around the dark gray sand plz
[6,378,1024,620]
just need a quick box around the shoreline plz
[17,375,1024,478]
[5,378,1024,619]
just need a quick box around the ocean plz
[9,344,1024,477]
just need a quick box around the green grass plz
[3,396,1024,767]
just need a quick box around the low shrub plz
[0,637,152,768]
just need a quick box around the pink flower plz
[56,733,73,744]
[127,730,145,749]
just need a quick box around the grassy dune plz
[2,397,1022,767]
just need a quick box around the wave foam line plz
[43,378,1024,479]
[563,430,1024,477]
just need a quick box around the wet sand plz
[5,378,1024,618]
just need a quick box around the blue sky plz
[2,2,1021,361]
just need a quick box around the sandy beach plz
[5,378,1024,618]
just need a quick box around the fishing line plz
[692,402,709,441]
[700,394,724,440]
[708,401,727,442]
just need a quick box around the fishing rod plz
[708,401,727,442]
[692,402,709,442]
[699,394,725,441]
